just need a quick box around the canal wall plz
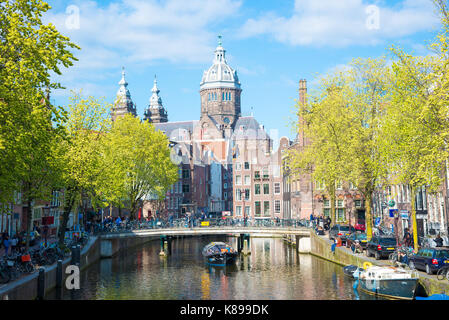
[0,236,101,300]
[309,231,449,296]
[100,235,159,258]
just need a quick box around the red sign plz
[41,216,54,225]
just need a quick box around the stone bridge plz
[99,227,311,257]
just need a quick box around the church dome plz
[200,37,241,90]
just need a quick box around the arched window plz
[208,93,210,101]
[222,92,225,101]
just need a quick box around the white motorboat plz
[355,265,419,300]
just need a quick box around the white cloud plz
[45,0,242,98]
[239,0,440,47]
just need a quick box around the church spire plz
[144,75,168,124]
[112,67,137,121]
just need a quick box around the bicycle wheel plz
[0,268,10,284]
[388,252,397,264]
[437,267,449,281]
[25,263,34,273]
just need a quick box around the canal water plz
[46,235,379,300]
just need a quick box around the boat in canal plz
[343,265,364,279]
[355,265,419,300]
[202,242,238,266]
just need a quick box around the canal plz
[46,235,379,300]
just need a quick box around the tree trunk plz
[25,199,32,253]
[329,182,336,227]
[365,192,373,241]
[410,185,419,252]
[58,186,77,246]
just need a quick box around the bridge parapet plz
[99,227,311,240]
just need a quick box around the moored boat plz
[202,242,238,266]
[356,265,419,300]
[343,265,364,279]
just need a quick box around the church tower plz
[199,36,241,133]
[144,75,168,124]
[111,67,137,122]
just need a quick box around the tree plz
[0,0,79,206]
[55,92,111,246]
[99,114,178,219]
[289,72,353,227]
[19,103,63,251]
[291,58,390,240]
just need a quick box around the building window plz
[263,167,269,179]
[316,180,325,190]
[274,200,281,213]
[244,162,250,170]
[182,184,190,193]
[244,175,250,185]
[324,199,330,208]
[244,189,250,201]
[323,208,331,218]
[224,192,228,200]
[336,181,343,190]
[336,208,345,222]
[274,183,281,194]
[182,169,190,179]
[235,175,242,185]
[224,182,228,189]
[255,184,260,195]
[263,201,270,216]
[236,189,242,201]
[244,206,250,217]
[255,171,260,179]
[255,201,261,216]
[235,162,242,171]
[263,184,270,195]
[236,206,242,216]
[355,200,362,208]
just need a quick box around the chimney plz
[299,79,307,105]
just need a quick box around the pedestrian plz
[435,233,444,247]
[43,224,49,246]
[403,228,412,248]
[10,234,17,254]
[3,234,10,256]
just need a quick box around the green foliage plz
[98,114,178,219]
[0,0,78,204]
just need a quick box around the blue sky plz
[46,0,442,140]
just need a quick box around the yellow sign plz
[201,221,210,227]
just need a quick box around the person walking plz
[3,234,10,256]
[403,228,412,248]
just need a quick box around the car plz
[365,236,397,260]
[408,247,449,275]
[329,224,356,244]
[354,223,366,232]
[346,232,368,250]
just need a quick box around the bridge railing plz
[92,218,311,235]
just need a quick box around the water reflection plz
[46,235,377,300]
